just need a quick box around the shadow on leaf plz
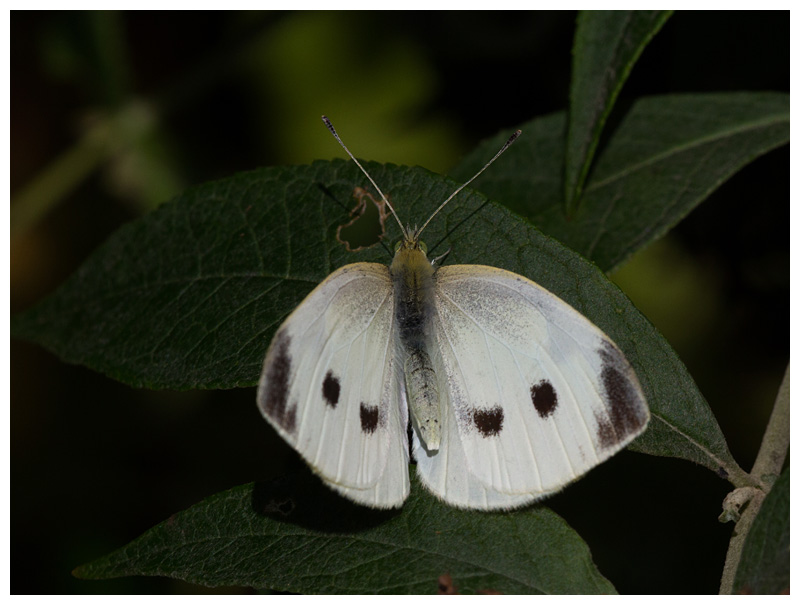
[251,470,400,533]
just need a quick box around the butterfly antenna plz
[417,129,521,238]
[322,115,407,237]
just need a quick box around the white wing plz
[257,263,409,508]
[415,264,649,510]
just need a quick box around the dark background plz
[11,11,788,594]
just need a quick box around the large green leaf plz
[11,158,743,478]
[453,92,789,272]
[565,10,672,212]
[74,475,616,594]
[733,468,790,595]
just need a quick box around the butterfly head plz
[394,227,428,253]
[391,227,433,276]
[322,115,521,261]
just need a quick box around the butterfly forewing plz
[417,265,648,508]
[257,262,410,507]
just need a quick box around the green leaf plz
[453,92,789,272]
[74,475,616,594]
[565,10,672,212]
[12,158,742,476]
[13,162,375,390]
[733,468,790,595]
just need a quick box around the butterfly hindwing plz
[412,386,536,509]
[416,264,649,509]
[257,262,410,508]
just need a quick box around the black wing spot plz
[322,371,341,408]
[595,411,616,449]
[261,331,297,434]
[596,341,647,448]
[473,406,504,437]
[360,403,379,434]
[530,380,558,418]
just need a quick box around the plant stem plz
[718,362,789,594]
[10,103,157,237]
[718,489,765,594]
[750,363,790,484]
[10,128,108,236]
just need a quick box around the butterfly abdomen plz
[404,348,440,450]
[391,244,441,450]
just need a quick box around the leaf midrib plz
[12,272,322,325]
[89,513,592,593]
[585,112,788,192]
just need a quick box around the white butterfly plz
[257,116,649,510]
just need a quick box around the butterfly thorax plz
[390,241,434,347]
[390,239,441,451]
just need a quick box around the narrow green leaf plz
[12,158,743,476]
[565,10,672,212]
[732,468,790,594]
[453,92,789,273]
[74,476,616,594]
